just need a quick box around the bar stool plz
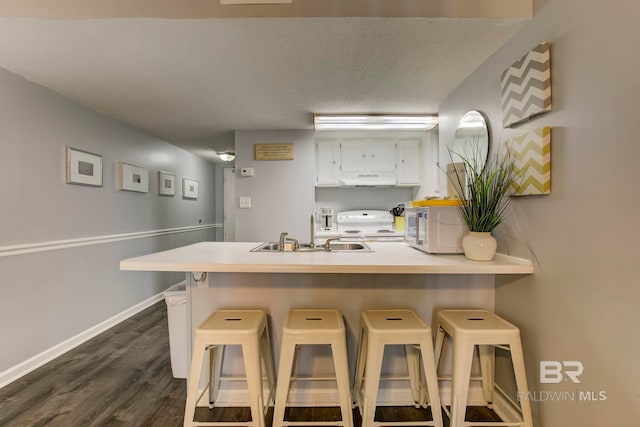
[433,309,533,427]
[183,309,276,427]
[272,309,353,427]
[354,309,443,427]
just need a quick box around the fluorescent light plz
[221,0,292,4]
[314,114,438,131]
[217,152,235,162]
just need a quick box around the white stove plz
[315,210,404,242]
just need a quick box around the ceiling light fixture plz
[217,151,235,162]
[313,114,439,131]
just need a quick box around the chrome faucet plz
[324,237,340,251]
[309,213,316,249]
[278,231,300,251]
[279,232,288,251]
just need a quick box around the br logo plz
[540,361,584,384]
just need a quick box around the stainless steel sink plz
[251,241,372,252]
[327,242,372,251]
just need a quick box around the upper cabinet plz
[396,138,422,186]
[315,132,427,188]
[316,138,340,186]
[340,138,396,174]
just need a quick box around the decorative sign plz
[505,126,551,196]
[501,42,552,128]
[254,143,294,160]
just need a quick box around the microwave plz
[404,206,468,254]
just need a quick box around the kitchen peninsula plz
[120,241,532,386]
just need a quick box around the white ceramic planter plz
[462,231,497,261]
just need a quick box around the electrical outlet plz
[239,196,252,209]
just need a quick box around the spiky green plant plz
[448,146,519,232]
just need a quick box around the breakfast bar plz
[120,241,533,405]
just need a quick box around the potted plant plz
[448,145,519,261]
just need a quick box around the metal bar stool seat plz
[434,309,533,427]
[184,309,276,427]
[354,309,443,427]
[272,309,353,427]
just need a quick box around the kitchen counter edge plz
[119,242,534,275]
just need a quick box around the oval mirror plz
[451,110,490,172]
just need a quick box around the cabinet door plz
[340,138,368,173]
[316,139,340,186]
[368,138,397,173]
[397,138,422,185]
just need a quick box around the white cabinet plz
[315,133,426,187]
[316,139,340,186]
[339,138,396,174]
[396,138,422,186]
[339,138,369,173]
[367,139,397,173]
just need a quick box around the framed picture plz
[182,177,199,199]
[158,171,175,196]
[66,146,103,187]
[505,126,551,196]
[118,162,149,193]
[501,42,552,127]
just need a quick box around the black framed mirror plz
[451,110,490,172]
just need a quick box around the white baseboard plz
[0,291,167,390]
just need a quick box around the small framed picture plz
[66,147,103,187]
[182,177,199,199]
[118,162,149,193]
[158,171,175,196]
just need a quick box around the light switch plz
[240,167,254,177]
[239,196,252,209]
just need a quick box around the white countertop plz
[120,241,533,275]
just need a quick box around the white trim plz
[0,291,166,390]
[0,224,220,258]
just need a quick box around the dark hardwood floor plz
[0,302,185,427]
[0,302,503,427]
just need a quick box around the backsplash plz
[315,187,414,214]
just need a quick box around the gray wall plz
[0,68,217,373]
[439,0,640,425]
[234,130,316,242]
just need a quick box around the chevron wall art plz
[501,42,551,128]
[505,126,551,196]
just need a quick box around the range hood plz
[338,172,397,187]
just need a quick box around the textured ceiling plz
[0,17,526,162]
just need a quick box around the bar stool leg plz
[508,338,533,427]
[272,336,295,427]
[477,345,495,405]
[353,326,368,409]
[331,339,354,427]
[184,336,207,426]
[450,339,474,427]
[242,339,266,427]
[360,334,384,427]
[209,345,225,408]
[417,336,444,427]
[433,326,446,372]
[260,327,276,407]
[404,344,423,407]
